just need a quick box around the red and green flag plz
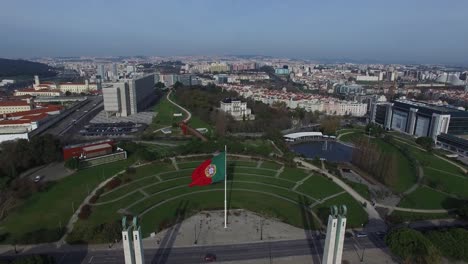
[189,152,226,187]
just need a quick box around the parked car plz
[204,253,217,262]
[356,232,368,238]
[33,175,43,183]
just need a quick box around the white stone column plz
[133,226,145,264]
[322,215,338,264]
[333,216,347,264]
[122,226,135,264]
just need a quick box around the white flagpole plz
[224,145,227,229]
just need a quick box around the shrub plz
[105,178,122,191]
[18,228,64,244]
[66,221,122,244]
[89,194,99,204]
[126,167,136,174]
[64,157,79,170]
[78,204,92,220]
[11,254,55,264]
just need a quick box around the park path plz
[166,89,191,123]
[294,158,387,232]
[336,131,354,140]
[268,140,284,157]
[56,160,155,246]
[393,136,467,173]
[402,160,424,196]
[56,169,127,246]
[137,187,325,228]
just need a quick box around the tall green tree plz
[386,228,440,264]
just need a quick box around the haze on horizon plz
[1,0,467,65]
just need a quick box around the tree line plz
[0,135,62,221]
[386,227,468,263]
[174,84,292,135]
[351,137,398,187]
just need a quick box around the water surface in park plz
[290,141,354,162]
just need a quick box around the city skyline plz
[1,0,468,65]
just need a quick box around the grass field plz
[340,132,416,193]
[0,158,135,243]
[151,94,186,129]
[393,141,468,200]
[398,186,464,210]
[74,157,368,241]
[388,210,451,224]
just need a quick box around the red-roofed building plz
[63,139,115,160]
[0,100,33,114]
[14,88,62,97]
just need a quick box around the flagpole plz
[224,145,227,229]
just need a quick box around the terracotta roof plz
[6,105,62,118]
[16,88,61,93]
[0,101,30,107]
[0,119,31,125]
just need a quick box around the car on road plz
[375,231,387,238]
[356,232,368,238]
[204,253,216,262]
[33,175,43,183]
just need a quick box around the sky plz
[1,0,467,65]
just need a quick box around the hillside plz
[0,58,57,78]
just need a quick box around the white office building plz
[103,74,156,117]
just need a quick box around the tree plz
[320,116,341,135]
[65,91,71,96]
[415,137,434,152]
[386,228,440,264]
[64,158,79,170]
[173,81,183,89]
[155,82,165,89]
[215,111,227,137]
[11,254,55,264]
[456,203,468,220]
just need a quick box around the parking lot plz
[79,122,144,136]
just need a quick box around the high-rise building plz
[103,74,156,117]
[97,64,106,81]
[112,64,118,79]
[370,99,468,140]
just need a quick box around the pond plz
[290,141,354,162]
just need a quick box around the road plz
[43,96,103,137]
[0,235,387,264]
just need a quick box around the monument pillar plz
[322,205,348,264]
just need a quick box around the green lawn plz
[279,167,309,182]
[261,161,283,170]
[1,157,369,244]
[423,169,468,199]
[340,132,417,193]
[152,95,186,129]
[337,128,364,135]
[296,175,343,200]
[312,193,368,228]
[0,159,134,243]
[140,191,323,237]
[398,186,464,210]
[338,132,366,143]
[344,180,371,200]
[372,139,417,193]
[232,167,275,176]
[388,210,451,224]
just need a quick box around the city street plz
[0,235,390,264]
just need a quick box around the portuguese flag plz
[189,152,226,187]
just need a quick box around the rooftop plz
[394,99,466,114]
[0,101,30,107]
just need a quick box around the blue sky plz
[1,0,467,64]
